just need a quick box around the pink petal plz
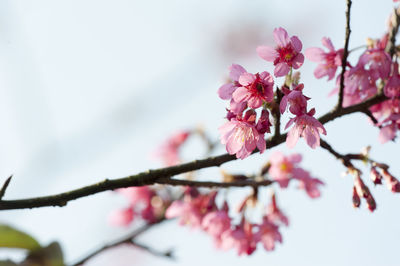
[305,47,325,62]
[321,37,335,51]
[256,46,278,62]
[232,87,250,103]
[292,53,304,69]
[314,65,329,79]
[273,27,290,47]
[165,201,185,218]
[290,36,302,52]
[303,127,319,149]
[379,124,396,143]
[257,136,266,153]
[229,100,247,114]
[229,64,246,81]
[238,72,255,86]
[280,96,289,114]
[274,62,290,77]
[288,153,302,163]
[286,125,301,148]
[218,83,236,100]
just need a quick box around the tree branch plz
[0,175,12,200]
[0,89,392,211]
[156,177,273,188]
[72,219,172,266]
[337,0,352,110]
[386,7,400,58]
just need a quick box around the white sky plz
[0,0,399,265]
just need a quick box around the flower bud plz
[366,194,376,212]
[370,167,382,185]
[352,186,361,208]
[382,170,400,192]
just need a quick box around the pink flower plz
[165,190,217,228]
[117,187,154,206]
[384,63,400,98]
[379,123,397,143]
[285,108,327,149]
[108,208,134,227]
[218,64,246,100]
[268,151,302,188]
[266,194,289,226]
[202,209,231,240]
[154,130,191,166]
[232,72,274,109]
[220,221,256,255]
[306,37,343,80]
[359,48,391,80]
[293,168,324,198]
[345,64,376,96]
[280,84,309,115]
[165,200,204,228]
[219,110,266,159]
[254,217,282,251]
[257,27,304,77]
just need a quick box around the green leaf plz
[0,224,40,251]
[23,242,64,266]
[0,260,18,266]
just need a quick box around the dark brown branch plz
[156,177,273,188]
[386,7,400,57]
[0,88,392,211]
[72,219,171,265]
[337,0,352,110]
[0,175,13,200]
[320,139,355,168]
[0,135,286,211]
[318,93,387,124]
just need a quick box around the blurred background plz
[0,0,399,265]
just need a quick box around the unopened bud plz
[366,194,376,212]
[354,175,369,198]
[352,186,361,208]
[382,170,400,193]
[370,167,382,185]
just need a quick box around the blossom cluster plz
[109,186,169,226]
[307,29,399,143]
[163,152,323,255]
[268,151,324,198]
[165,188,285,255]
[218,27,326,159]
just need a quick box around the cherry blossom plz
[306,37,343,80]
[219,110,267,159]
[257,27,304,77]
[254,217,282,251]
[285,108,327,149]
[280,83,309,115]
[154,130,191,166]
[268,151,302,188]
[232,71,274,108]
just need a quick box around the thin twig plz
[156,177,273,188]
[386,7,400,58]
[72,219,170,265]
[337,0,352,110]
[0,175,13,200]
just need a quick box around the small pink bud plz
[370,167,382,185]
[366,194,376,212]
[382,170,400,192]
[352,187,361,208]
[354,175,369,198]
